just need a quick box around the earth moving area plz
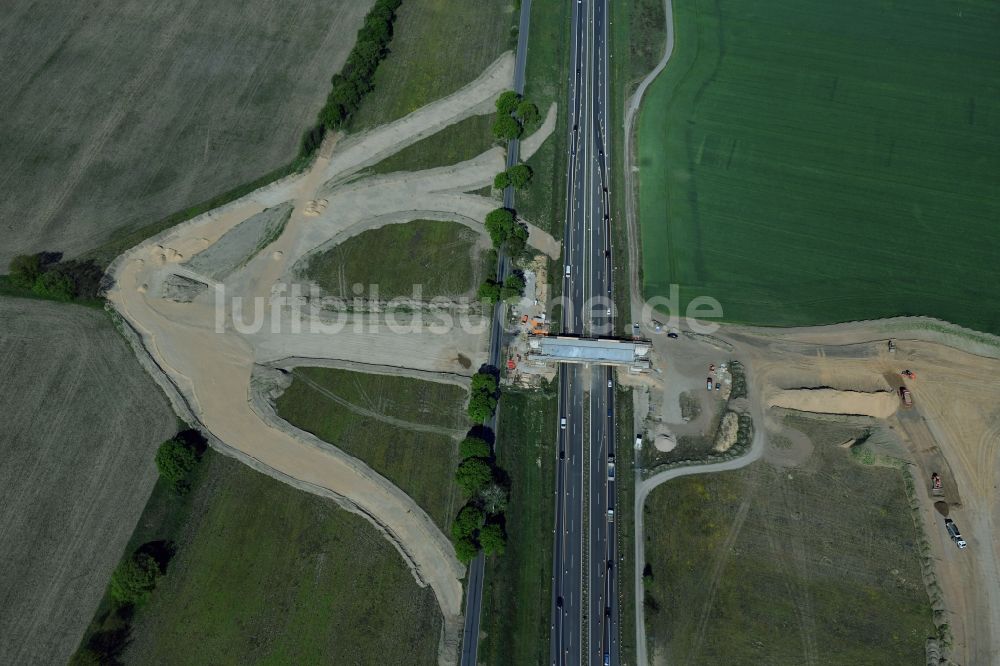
[0,299,176,665]
[628,318,1000,665]
[0,0,373,266]
[105,51,559,662]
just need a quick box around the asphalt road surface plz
[550,1,618,664]
[459,1,532,664]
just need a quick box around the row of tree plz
[300,0,403,158]
[7,252,103,302]
[451,426,510,562]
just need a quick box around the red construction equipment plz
[901,369,916,379]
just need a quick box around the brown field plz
[0,298,176,664]
[0,0,371,265]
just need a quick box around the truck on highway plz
[607,462,615,480]
[945,518,967,549]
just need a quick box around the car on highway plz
[604,654,610,666]
[560,417,567,429]
[607,462,615,480]
[607,379,613,388]
[565,265,571,277]
[607,508,614,522]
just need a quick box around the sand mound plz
[768,388,898,419]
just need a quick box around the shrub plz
[493,171,511,190]
[496,90,521,115]
[32,270,74,301]
[8,254,41,288]
[109,552,162,605]
[477,279,501,304]
[492,115,523,141]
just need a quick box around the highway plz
[458,1,532,664]
[550,1,618,665]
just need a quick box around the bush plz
[477,279,501,304]
[496,90,521,115]
[451,504,484,541]
[507,164,533,189]
[516,100,540,126]
[492,115,523,141]
[8,254,41,288]
[455,457,494,495]
[493,171,511,190]
[155,437,199,492]
[109,552,162,605]
[31,269,74,301]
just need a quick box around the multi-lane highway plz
[551,1,618,664]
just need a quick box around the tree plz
[471,372,498,396]
[455,457,494,495]
[109,552,162,605]
[454,535,479,563]
[507,164,533,189]
[480,523,507,556]
[493,171,511,190]
[505,221,529,255]
[492,115,523,141]
[504,273,525,294]
[467,392,497,422]
[480,483,508,515]
[8,254,41,288]
[460,436,491,459]
[495,90,521,115]
[477,280,501,304]
[31,269,74,301]
[451,504,484,541]
[155,438,199,491]
[516,100,540,126]
[484,208,515,248]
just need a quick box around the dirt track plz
[105,51,561,659]
[0,300,175,665]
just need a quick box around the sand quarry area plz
[627,316,1000,664]
[105,50,558,659]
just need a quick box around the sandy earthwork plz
[105,50,560,656]
[0,0,375,266]
[632,316,1000,665]
[0,299,176,665]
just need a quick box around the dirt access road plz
[629,317,1000,665]
[106,51,559,663]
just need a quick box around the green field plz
[349,0,515,131]
[302,219,488,300]
[479,385,557,665]
[275,367,466,529]
[78,449,440,665]
[638,0,1000,333]
[643,417,933,663]
[370,114,499,175]
[513,0,572,237]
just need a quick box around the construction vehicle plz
[901,369,916,379]
[899,386,913,408]
[931,473,944,497]
[888,339,896,353]
[945,518,968,549]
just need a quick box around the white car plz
[560,417,567,430]
[565,265,571,277]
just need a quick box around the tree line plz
[299,0,404,158]
[7,252,103,303]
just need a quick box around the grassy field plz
[643,416,934,663]
[479,385,558,666]
[638,0,1000,333]
[301,219,489,300]
[369,114,499,175]
[79,449,441,665]
[0,0,371,266]
[0,299,176,665]
[275,367,466,529]
[349,0,515,132]
[514,0,572,238]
